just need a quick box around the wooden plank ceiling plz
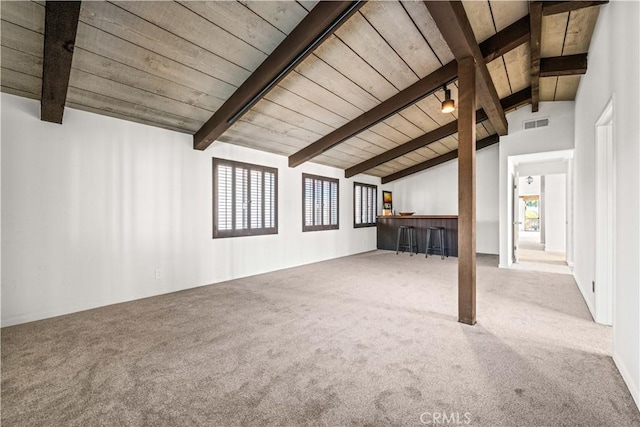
[1,1,604,179]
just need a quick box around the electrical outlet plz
[156,269,162,279]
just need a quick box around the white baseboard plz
[613,350,640,411]
[2,248,377,327]
[1,283,207,327]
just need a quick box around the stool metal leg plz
[396,227,402,255]
[425,228,431,258]
[409,228,414,256]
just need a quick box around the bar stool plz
[396,226,418,256]
[425,226,447,259]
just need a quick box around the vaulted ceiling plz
[1,1,605,182]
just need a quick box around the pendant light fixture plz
[526,176,534,185]
[441,84,455,113]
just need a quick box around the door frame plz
[512,172,520,263]
[594,97,615,326]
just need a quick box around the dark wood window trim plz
[354,182,377,228]
[302,173,339,232]
[213,158,278,238]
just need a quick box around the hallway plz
[514,231,571,275]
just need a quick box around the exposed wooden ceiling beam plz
[288,61,458,168]
[289,12,527,168]
[425,1,508,136]
[542,1,608,16]
[530,1,543,113]
[479,15,530,63]
[381,134,499,184]
[344,84,530,178]
[500,86,532,112]
[345,110,488,178]
[193,1,364,151]
[41,1,81,124]
[540,54,588,77]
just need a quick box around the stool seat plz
[396,226,418,256]
[425,226,447,259]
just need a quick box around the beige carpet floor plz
[2,251,639,426]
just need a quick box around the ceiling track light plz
[441,84,455,113]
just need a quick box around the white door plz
[512,173,520,263]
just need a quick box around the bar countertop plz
[376,214,459,256]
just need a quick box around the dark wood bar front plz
[376,215,459,257]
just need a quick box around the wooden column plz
[458,56,477,325]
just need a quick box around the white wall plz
[1,94,380,326]
[544,174,566,253]
[384,144,499,254]
[573,0,640,408]
[518,175,540,196]
[499,102,575,267]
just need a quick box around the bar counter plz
[376,215,458,256]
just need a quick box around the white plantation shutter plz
[330,181,338,225]
[322,180,330,225]
[250,170,262,229]
[353,183,377,227]
[315,179,323,226]
[355,184,362,225]
[213,158,277,238]
[304,177,313,227]
[235,167,248,230]
[217,165,233,231]
[264,172,275,228]
[302,174,339,231]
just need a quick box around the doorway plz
[515,174,569,273]
[506,151,574,274]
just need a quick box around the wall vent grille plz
[524,118,549,130]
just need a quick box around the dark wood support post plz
[457,56,476,326]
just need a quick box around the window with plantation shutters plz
[354,182,377,227]
[213,158,277,238]
[302,173,339,232]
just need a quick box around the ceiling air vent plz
[523,118,549,130]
